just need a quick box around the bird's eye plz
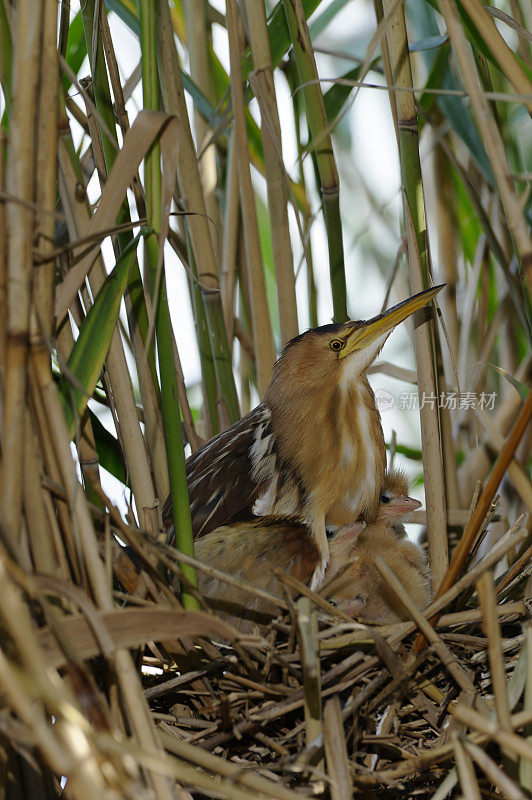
[329,338,345,352]
[380,491,392,503]
[328,599,337,607]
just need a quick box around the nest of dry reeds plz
[1,490,531,800]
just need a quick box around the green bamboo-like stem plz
[226,0,275,396]
[243,0,299,346]
[380,0,449,590]
[156,1,240,424]
[287,56,318,328]
[139,0,197,608]
[283,0,347,323]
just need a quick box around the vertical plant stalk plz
[288,57,318,328]
[98,5,170,500]
[220,132,240,339]
[283,0,347,323]
[297,596,323,768]
[32,0,57,343]
[243,0,299,345]
[139,0,197,607]
[183,0,221,256]
[381,0,449,590]
[57,131,158,532]
[476,572,513,743]
[226,0,275,396]
[81,1,170,504]
[156,2,240,424]
[0,0,41,557]
[437,0,532,295]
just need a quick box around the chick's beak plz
[339,284,444,358]
[388,495,422,516]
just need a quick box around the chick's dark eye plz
[380,491,391,503]
[329,338,345,352]
[328,599,337,607]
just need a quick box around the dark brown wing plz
[163,404,272,538]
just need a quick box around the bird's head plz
[266,285,444,400]
[379,469,422,522]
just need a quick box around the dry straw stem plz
[374,556,479,699]
[381,0,448,589]
[415,390,532,651]
[454,703,532,763]
[453,736,482,800]
[297,596,323,766]
[159,730,304,800]
[323,695,352,800]
[226,0,275,396]
[243,0,299,345]
[438,0,532,292]
[0,0,41,557]
[463,739,528,800]
[476,572,513,739]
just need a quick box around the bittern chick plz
[195,472,427,631]
[165,285,442,587]
[323,473,429,623]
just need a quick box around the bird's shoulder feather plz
[164,404,273,537]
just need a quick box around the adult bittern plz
[164,285,442,585]
[195,471,427,631]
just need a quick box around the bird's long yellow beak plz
[339,284,444,358]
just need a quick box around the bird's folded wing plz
[163,404,272,538]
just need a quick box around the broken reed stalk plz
[226,0,275,396]
[297,596,323,768]
[323,695,353,800]
[414,390,532,652]
[454,737,482,800]
[477,571,514,739]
